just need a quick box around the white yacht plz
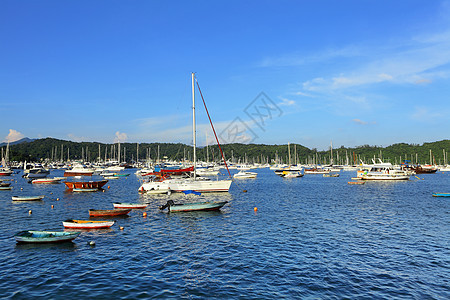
[359,160,410,180]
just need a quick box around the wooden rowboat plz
[159,200,227,212]
[14,230,81,243]
[63,219,115,229]
[113,202,148,209]
[432,193,450,197]
[89,208,131,217]
[348,181,365,185]
[12,195,45,201]
[64,179,108,190]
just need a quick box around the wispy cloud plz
[114,131,128,143]
[352,119,368,125]
[134,115,259,146]
[410,106,443,122]
[278,97,296,106]
[67,133,89,142]
[259,45,362,68]
[3,129,25,142]
[300,31,450,92]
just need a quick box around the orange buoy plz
[143,212,147,218]
[254,207,258,212]
[51,205,54,209]
[108,186,110,189]
[56,198,60,201]
[120,226,124,230]
[28,210,32,214]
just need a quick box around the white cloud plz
[296,29,450,94]
[67,133,89,142]
[134,114,259,146]
[352,119,368,125]
[114,131,128,143]
[410,106,443,122]
[3,129,25,142]
[278,98,296,106]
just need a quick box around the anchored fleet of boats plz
[2,73,448,245]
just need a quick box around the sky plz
[1,0,450,150]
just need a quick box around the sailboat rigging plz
[139,73,232,193]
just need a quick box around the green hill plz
[3,138,450,165]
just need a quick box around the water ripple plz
[0,169,449,298]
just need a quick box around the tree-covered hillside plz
[3,138,450,165]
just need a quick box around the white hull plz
[304,170,330,174]
[31,178,61,184]
[361,174,409,180]
[233,171,257,179]
[139,178,232,193]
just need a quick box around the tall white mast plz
[192,72,197,179]
[118,141,121,164]
[288,142,291,165]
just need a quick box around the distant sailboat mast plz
[192,72,197,180]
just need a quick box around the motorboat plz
[233,170,257,179]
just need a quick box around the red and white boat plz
[0,168,13,176]
[63,219,115,229]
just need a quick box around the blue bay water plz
[0,169,449,299]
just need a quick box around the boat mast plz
[206,131,209,163]
[330,140,333,165]
[288,142,291,166]
[192,72,197,179]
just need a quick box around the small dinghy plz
[323,173,340,177]
[73,188,99,192]
[348,181,365,185]
[0,182,11,187]
[159,199,228,212]
[14,230,81,243]
[31,178,61,184]
[63,219,115,229]
[89,209,131,217]
[12,195,45,201]
[0,186,12,190]
[113,202,148,209]
[113,173,130,177]
[432,193,450,197]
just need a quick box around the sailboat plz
[138,73,232,193]
[0,142,13,176]
[274,143,303,177]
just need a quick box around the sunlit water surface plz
[0,169,449,299]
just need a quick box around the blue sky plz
[1,0,450,150]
